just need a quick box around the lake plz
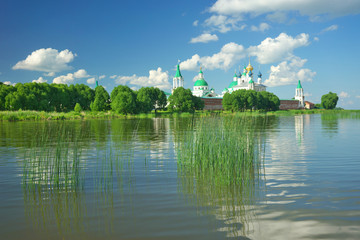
[0,114,359,239]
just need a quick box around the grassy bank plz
[1,109,359,121]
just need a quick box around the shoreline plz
[0,109,359,122]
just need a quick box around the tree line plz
[222,89,280,111]
[0,82,204,114]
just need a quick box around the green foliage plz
[321,92,338,109]
[110,85,137,114]
[91,86,110,112]
[222,89,280,112]
[0,82,95,112]
[168,87,202,113]
[74,103,82,112]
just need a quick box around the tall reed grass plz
[176,116,267,237]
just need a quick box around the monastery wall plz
[201,98,224,110]
[279,100,302,110]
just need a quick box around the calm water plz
[0,114,359,239]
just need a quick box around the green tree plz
[168,87,196,113]
[136,87,154,113]
[74,103,82,112]
[111,85,137,114]
[90,86,110,111]
[321,92,338,109]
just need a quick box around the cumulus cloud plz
[180,42,246,71]
[73,69,89,78]
[204,15,245,33]
[209,0,360,18]
[53,69,89,84]
[193,20,199,26]
[32,77,47,83]
[3,81,16,86]
[248,33,310,64]
[314,37,320,41]
[113,68,171,90]
[87,77,96,84]
[190,33,219,43]
[264,56,316,87]
[99,75,106,79]
[251,22,270,32]
[356,96,360,99]
[12,48,76,73]
[339,91,349,98]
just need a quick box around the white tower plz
[172,63,183,93]
[295,80,305,108]
[257,71,262,84]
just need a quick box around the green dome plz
[194,79,208,87]
[228,80,237,88]
[249,79,254,84]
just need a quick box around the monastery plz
[171,60,309,110]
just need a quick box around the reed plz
[176,116,266,236]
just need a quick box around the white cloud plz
[110,75,117,79]
[204,15,245,33]
[12,48,75,72]
[339,91,349,98]
[264,56,316,87]
[87,77,96,84]
[114,68,171,90]
[314,37,320,41]
[321,24,338,33]
[99,75,106,79]
[180,42,246,71]
[32,77,47,83]
[356,96,360,99]
[251,22,270,32]
[266,11,288,23]
[44,72,55,77]
[73,69,89,78]
[209,0,360,18]
[53,73,75,84]
[4,81,16,86]
[193,20,199,26]
[304,92,312,97]
[248,33,310,64]
[53,69,89,84]
[190,33,219,43]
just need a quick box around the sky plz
[1,0,360,109]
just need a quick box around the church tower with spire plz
[295,80,305,108]
[172,63,183,93]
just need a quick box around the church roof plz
[175,64,182,78]
[228,80,237,88]
[194,79,208,86]
[297,80,303,89]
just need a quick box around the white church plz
[171,60,306,109]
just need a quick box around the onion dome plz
[194,79,208,86]
[258,71,262,78]
[297,80,303,89]
[194,67,208,87]
[246,60,253,73]
[228,80,237,88]
[223,88,228,92]
[249,70,253,77]
[249,79,254,84]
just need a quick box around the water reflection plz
[176,116,271,237]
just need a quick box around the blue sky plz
[1,0,360,109]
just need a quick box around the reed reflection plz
[176,116,269,237]
[21,120,138,237]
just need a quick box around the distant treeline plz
[222,89,280,111]
[0,82,172,114]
